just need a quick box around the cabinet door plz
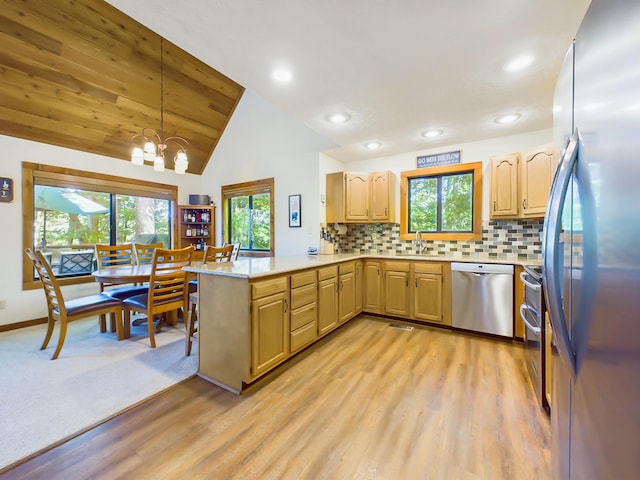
[413,273,443,322]
[521,144,554,217]
[370,171,391,221]
[345,173,370,221]
[355,261,363,314]
[363,261,383,313]
[490,153,520,218]
[251,291,289,377]
[385,270,410,316]
[339,271,355,323]
[318,277,338,335]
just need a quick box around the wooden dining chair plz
[25,248,123,360]
[224,242,241,260]
[134,242,164,265]
[185,244,234,356]
[95,244,148,333]
[122,246,194,348]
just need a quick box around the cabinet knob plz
[523,198,527,209]
[493,201,496,211]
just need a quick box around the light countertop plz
[184,252,540,280]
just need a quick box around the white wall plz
[0,134,201,326]
[322,129,553,222]
[201,90,337,256]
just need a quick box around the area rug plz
[0,317,197,471]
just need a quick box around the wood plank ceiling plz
[0,0,245,175]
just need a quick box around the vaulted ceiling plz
[0,0,244,175]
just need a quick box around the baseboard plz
[0,317,47,333]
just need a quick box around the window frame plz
[400,162,483,241]
[221,177,275,257]
[22,162,178,290]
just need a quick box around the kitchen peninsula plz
[185,252,537,393]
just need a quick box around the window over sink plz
[400,162,482,241]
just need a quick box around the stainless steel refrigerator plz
[543,0,640,478]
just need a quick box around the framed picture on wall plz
[289,194,301,227]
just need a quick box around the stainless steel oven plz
[519,265,549,413]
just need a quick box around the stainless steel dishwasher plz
[451,262,514,337]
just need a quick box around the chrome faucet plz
[414,231,428,254]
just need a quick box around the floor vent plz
[389,323,413,331]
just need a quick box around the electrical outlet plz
[0,300,6,310]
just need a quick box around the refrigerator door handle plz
[543,129,580,377]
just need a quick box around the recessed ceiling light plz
[504,55,534,72]
[421,129,443,138]
[495,113,521,124]
[327,113,350,124]
[272,69,292,83]
[364,141,381,150]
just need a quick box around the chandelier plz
[131,38,189,174]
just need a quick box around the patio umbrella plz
[35,186,108,247]
[35,186,109,215]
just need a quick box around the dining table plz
[92,264,153,286]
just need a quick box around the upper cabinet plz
[489,144,555,219]
[326,171,395,223]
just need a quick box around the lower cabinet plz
[384,261,411,317]
[290,270,318,353]
[251,284,289,378]
[197,257,453,393]
[339,262,356,322]
[363,260,383,313]
[355,261,363,314]
[413,270,442,322]
[317,265,339,335]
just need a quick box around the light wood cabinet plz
[355,261,363,314]
[514,265,525,340]
[489,143,554,219]
[251,277,289,378]
[317,266,338,335]
[489,153,521,218]
[521,144,554,217]
[411,262,447,324]
[290,271,318,353]
[178,205,215,260]
[363,260,383,313]
[339,262,356,323]
[384,261,411,317]
[345,173,370,221]
[326,171,395,223]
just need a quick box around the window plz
[222,178,274,257]
[400,162,483,241]
[23,162,177,289]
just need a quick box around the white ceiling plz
[106,0,591,163]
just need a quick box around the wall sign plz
[0,177,13,202]
[417,150,461,168]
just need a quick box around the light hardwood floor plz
[4,315,550,479]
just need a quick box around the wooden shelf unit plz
[178,205,215,259]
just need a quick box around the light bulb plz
[131,147,144,165]
[153,155,165,172]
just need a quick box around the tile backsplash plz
[323,220,543,261]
